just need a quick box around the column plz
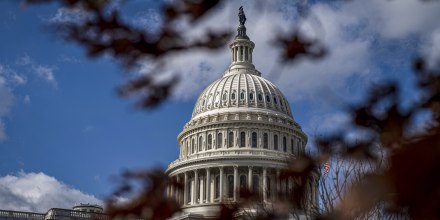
[263,168,267,203]
[184,172,188,205]
[233,166,238,201]
[219,167,224,202]
[206,168,211,203]
[193,170,198,205]
[248,166,253,191]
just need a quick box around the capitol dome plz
[192,69,293,120]
[166,7,317,219]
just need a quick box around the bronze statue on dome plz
[238,6,246,26]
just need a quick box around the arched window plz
[222,92,227,100]
[240,132,246,148]
[240,92,245,100]
[258,93,263,101]
[252,132,257,148]
[217,132,223,148]
[228,132,234,148]
[253,175,260,193]
[215,175,220,199]
[228,175,234,198]
[274,97,278,104]
[263,133,268,149]
[249,92,254,100]
[192,138,196,153]
[231,92,236,100]
[291,138,294,153]
[240,175,247,191]
[283,137,287,152]
[274,134,278,150]
[266,95,271,102]
[207,134,212,150]
[198,136,203,151]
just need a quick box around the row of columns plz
[232,45,252,63]
[168,166,316,206]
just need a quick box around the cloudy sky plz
[0,0,439,213]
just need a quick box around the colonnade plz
[231,45,253,63]
[167,166,319,207]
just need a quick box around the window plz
[186,141,189,155]
[215,175,220,199]
[240,175,247,191]
[258,93,263,101]
[283,137,287,152]
[228,132,234,148]
[291,138,294,153]
[207,134,212,150]
[274,134,278,150]
[192,139,196,153]
[188,178,192,203]
[266,95,270,102]
[195,177,203,201]
[223,92,227,100]
[253,175,260,193]
[280,99,284,106]
[199,136,203,151]
[228,175,234,197]
[274,97,278,104]
[240,92,245,100]
[263,133,268,149]
[266,177,271,198]
[231,93,236,100]
[240,132,246,148]
[217,132,223,148]
[252,132,257,148]
[249,92,254,100]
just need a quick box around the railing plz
[0,210,45,220]
[168,149,293,168]
[44,209,110,220]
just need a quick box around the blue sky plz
[0,0,439,212]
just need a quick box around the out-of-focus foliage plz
[105,169,181,220]
[24,0,440,219]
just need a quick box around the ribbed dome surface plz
[192,68,293,119]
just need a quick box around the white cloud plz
[16,55,57,87]
[0,64,24,142]
[33,66,57,86]
[0,171,102,213]
[23,95,31,104]
[47,7,91,25]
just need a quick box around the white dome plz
[192,68,293,120]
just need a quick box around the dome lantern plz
[228,6,256,72]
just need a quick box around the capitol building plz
[166,7,318,220]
